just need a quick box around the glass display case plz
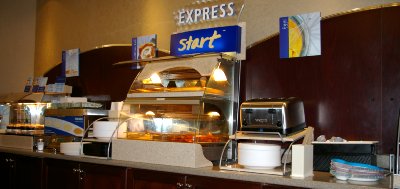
[119,54,239,145]
[6,102,48,135]
[0,103,10,129]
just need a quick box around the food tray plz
[126,132,228,143]
[49,102,102,109]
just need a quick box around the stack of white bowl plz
[93,121,119,139]
[60,142,90,156]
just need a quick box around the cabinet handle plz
[9,158,14,168]
[79,170,85,181]
[176,182,184,189]
[5,158,9,162]
[185,183,193,189]
[72,168,79,173]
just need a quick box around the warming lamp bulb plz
[213,68,227,81]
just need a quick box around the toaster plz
[240,97,306,135]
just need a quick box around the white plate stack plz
[60,142,90,156]
[238,143,281,169]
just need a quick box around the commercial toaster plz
[240,97,306,135]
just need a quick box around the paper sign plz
[24,77,33,92]
[280,12,321,58]
[132,34,157,69]
[64,48,80,77]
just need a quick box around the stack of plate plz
[330,159,386,182]
[60,142,90,156]
[93,121,119,139]
[238,143,281,169]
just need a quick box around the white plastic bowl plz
[93,121,119,139]
[238,143,281,169]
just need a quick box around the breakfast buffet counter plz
[0,146,393,189]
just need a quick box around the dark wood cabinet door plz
[80,162,130,189]
[14,154,43,189]
[44,159,80,189]
[131,169,185,189]
[186,175,263,189]
[0,153,14,189]
[0,153,43,189]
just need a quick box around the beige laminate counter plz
[0,146,393,189]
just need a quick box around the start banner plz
[170,25,241,57]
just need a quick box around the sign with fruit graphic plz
[279,12,321,58]
[132,34,157,69]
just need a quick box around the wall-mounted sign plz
[132,34,157,69]
[279,12,321,58]
[170,25,241,57]
[177,2,235,25]
[62,48,80,77]
[174,0,244,32]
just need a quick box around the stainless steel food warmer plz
[118,54,240,161]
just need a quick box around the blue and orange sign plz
[170,25,241,57]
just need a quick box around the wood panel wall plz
[242,5,400,154]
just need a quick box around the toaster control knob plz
[276,121,282,127]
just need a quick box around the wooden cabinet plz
[44,158,80,189]
[131,169,309,189]
[131,169,266,189]
[0,152,43,189]
[44,158,131,189]
[0,153,307,189]
[79,162,132,189]
[185,175,263,189]
[131,169,185,189]
[0,152,14,189]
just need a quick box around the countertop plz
[0,147,393,189]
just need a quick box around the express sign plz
[177,2,235,25]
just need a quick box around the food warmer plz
[0,93,48,135]
[6,102,48,135]
[118,53,239,162]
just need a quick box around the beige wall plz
[0,0,36,94]
[34,0,188,77]
[1,0,399,93]
[34,0,399,76]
